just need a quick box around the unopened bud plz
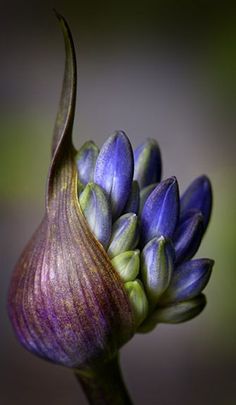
[111,250,140,282]
[107,213,139,258]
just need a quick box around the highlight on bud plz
[94,131,134,219]
[79,182,112,248]
[141,236,174,307]
[111,250,140,282]
[76,140,99,185]
[180,175,212,230]
[134,138,162,189]
[107,213,139,259]
[141,177,179,246]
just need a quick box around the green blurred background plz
[1,1,236,404]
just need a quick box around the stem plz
[74,354,133,405]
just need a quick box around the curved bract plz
[8,14,134,369]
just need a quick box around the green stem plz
[74,355,133,405]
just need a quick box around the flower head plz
[8,14,214,370]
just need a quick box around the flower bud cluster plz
[8,16,214,370]
[76,132,214,331]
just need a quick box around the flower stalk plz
[75,355,132,405]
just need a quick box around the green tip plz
[111,250,140,282]
[125,280,149,327]
[107,213,139,259]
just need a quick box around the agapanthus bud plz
[141,236,174,307]
[123,181,140,215]
[141,177,179,246]
[134,139,162,189]
[94,130,134,219]
[111,250,140,282]
[180,175,212,229]
[8,13,215,404]
[159,259,214,305]
[76,140,99,185]
[107,213,139,258]
[174,210,204,265]
[139,183,157,215]
[79,182,112,248]
[125,280,149,327]
[139,294,206,332]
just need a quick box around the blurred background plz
[1,1,236,404]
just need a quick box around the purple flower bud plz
[94,131,134,219]
[139,294,206,330]
[7,13,215,397]
[123,181,140,215]
[141,236,174,308]
[107,213,139,259]
[174,210,204,265]
[79,182,112,248]
[76,141,99,185]
[134,139,162,189]
[180,175,212,230]
[139,183,157,215]
[140,177,179,246]
[159,258,214,305]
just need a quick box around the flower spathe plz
[8,13,214,374]
[8,15,134,369]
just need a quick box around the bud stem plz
[74,355,132,405]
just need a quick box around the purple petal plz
[140,177,179,246]
[76,141,99,185]
[139,183,158,216]
[141,236,175,307]
[180,175,212,230]
[159,258,214,305]
[139,294,206,328]
[94,131,134,219]
[123,181,140,215]
[134,138,162,189]
[174,210,204,265]
[107,213,139,258]
[79,183,112,249]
